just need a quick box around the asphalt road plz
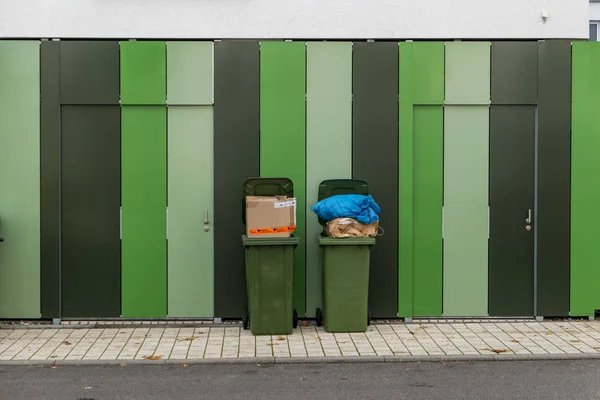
[1,360,600,400]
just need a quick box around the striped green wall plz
[0,39,594,320]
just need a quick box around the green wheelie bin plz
[241,178,299,336]
[314,179,376,333]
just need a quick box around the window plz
[590,22,599,41]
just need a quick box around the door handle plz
[525,209,532,224]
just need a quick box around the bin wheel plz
[293,309,298,329]
[242,310,249,330]
[316,308,323,327]
[367,308,371,327]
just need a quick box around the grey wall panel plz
[491,42,538,105]
[352,42,399,318]
[60,41,120,105]
[213,41,260,318]
[40,41,60,319]
[536,40,571,316]
[61,106,121,317]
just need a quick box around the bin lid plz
[242,177,294,225]
[316,179,370,227]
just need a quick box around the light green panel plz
[443,106,489,316]
[167,41,213,105]
[305,42,352,318]
[571,42,600,316]
[0,41,41,318]
[168,107,214,317]
[260,41,306,316]
[445,42,491,105]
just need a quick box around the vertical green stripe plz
[260,41,306,317]
[167,41,213,105]
[398,43,415,318]
[305,42,352,318]
[413,106,444,317]
[399,42,444,318]
[120,41,166,105]
[121,106,167,317]
[443,106,489,316]
[167,106,214,317]
[0,41,41,318]
[571,42,600,317]
[445,42,491,105]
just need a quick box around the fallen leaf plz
[120,363,128,367]
[491,349,508,354]
[415,326,427,330]
[277,336,286,341]
[63,341,72,346]
[511,339,520,343]
[51,366,57,369]
[183,364,189,367]
[49,356,57,359]
[143,355,162,360]
[84,387,92,390]
[545,332,553,336]
[180,337,199,342]
[409,331,415,335]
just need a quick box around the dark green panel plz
[120,41,166,105]
[61,106,121,317]
[213,41,260,318]
[60,41,120,105]
[491,42,538,105]
[536,40,571,317]
[352,42,398,318]
[489,106,535,316]
[40,41,60,319]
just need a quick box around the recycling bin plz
[241,178,299,336]
[315,179,375,333]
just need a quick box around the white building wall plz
[590,1,600,21]
[0,0,588,40]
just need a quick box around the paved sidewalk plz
[1,320,600,364]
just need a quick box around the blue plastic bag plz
[311,194,381,224]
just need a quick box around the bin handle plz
[204,210,210,225]
[377,225,384,237]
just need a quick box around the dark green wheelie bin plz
[314,179,375,333]
[241,178,299,336]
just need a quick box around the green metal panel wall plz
[445,42,490,105]
[40,41,60,319]
[353,42,399,318]
[571,42,600,317]
[260,41,306,317]
[537,40,572,317]
[305,42,352,318]
[443,106,489,317]
[121,106,167,317]
[60,41,120,105]
[491,42,538,105]
[61,106,121,317]
[0,41,41,318]
[398,42,444,318]
[213,41,260,318]
[167,107,214,317]
[120,41,166,105]
[167,42,213,105]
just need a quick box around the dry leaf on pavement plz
[143,355,162,360]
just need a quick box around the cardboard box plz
[246,196,297,238]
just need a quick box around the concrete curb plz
[2,353,600,367]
